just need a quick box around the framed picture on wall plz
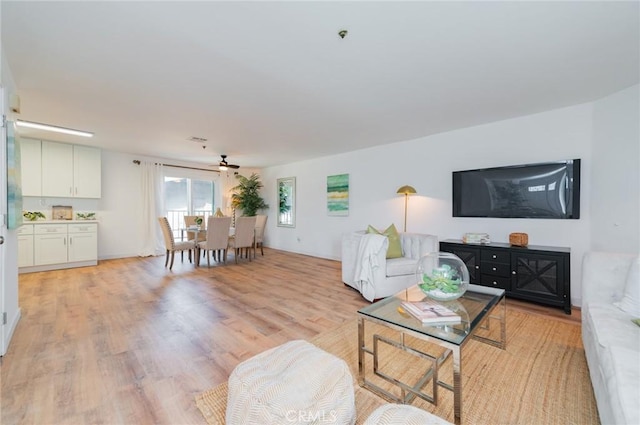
[327,174,349,216]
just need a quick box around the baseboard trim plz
[1,307,21,357]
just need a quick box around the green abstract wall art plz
[327,174,349,216]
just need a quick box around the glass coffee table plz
[357,284,506,425]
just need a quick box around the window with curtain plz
[164,176,215,237]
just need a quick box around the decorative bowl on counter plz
[76,212,96,220]
[23,211,46,221]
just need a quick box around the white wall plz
[590,85,640,253]
[261,100,619,308]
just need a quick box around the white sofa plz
[581,252,640,425]
[341,231,438,301]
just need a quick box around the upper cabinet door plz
[73,145,101,198]
[20,138,42,197]
[42,141,74,197]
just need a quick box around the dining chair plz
[253,214,268,258]
[228,216,257,264]
[196,216,232,266]
[158,217,196,270]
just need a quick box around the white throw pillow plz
[614,257,640,316]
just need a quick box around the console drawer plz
[481,249,510,264]
[481,262,511,277]
[480,274,510,290]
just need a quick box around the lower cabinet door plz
[18,235,34,267]
[510,252,566,305]
[34,234,68,265]
[68,232,97,262]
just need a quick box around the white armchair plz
[341,230,439,301]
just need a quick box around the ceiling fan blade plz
[218,154,240,169]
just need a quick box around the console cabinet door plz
[439,242,480,283]
[510,252,569,312]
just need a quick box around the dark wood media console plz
[440,239,571,314]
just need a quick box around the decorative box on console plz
[509,232,529,246]
[463,233,490,244]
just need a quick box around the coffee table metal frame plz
[357,284,506,425]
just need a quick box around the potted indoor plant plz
[231,173,268,216]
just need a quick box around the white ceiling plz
[2,1,638,169]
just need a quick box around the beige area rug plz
[196,309,599,424]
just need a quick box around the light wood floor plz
[1,249,580,424]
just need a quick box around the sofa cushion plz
[367,224,402,259]
[602,346,640,425]
[583,303,640,353]
[386,257,418,277]
[614,257,640,316]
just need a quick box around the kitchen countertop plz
[21,220,99,224]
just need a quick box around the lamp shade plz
[396,185,417,195]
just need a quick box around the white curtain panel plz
[139,161,164,256]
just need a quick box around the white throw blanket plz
[353,234,387,301]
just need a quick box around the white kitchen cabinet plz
[73,145,101,198]
[20,138,42,197]
[68,223,98,262]
[27,140,101,198]
[34,224,69,266]
[17,225,34,267]
[42,141,74,197]
[20,222,98,272]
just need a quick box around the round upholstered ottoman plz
[226,339,356,425]
[364,404,454,425]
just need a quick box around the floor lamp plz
[396,185,417,232]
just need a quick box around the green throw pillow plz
[633,318,640,327]
[367,224,403,259]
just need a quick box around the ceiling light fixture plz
[16,119,94,138]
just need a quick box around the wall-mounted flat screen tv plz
[452,159,581,219]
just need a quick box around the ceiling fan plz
[219,154,240,170]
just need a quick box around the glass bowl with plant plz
[416,252,469,301]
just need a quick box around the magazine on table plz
[400,299,461,324]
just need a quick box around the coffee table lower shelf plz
[357,286,506,425]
